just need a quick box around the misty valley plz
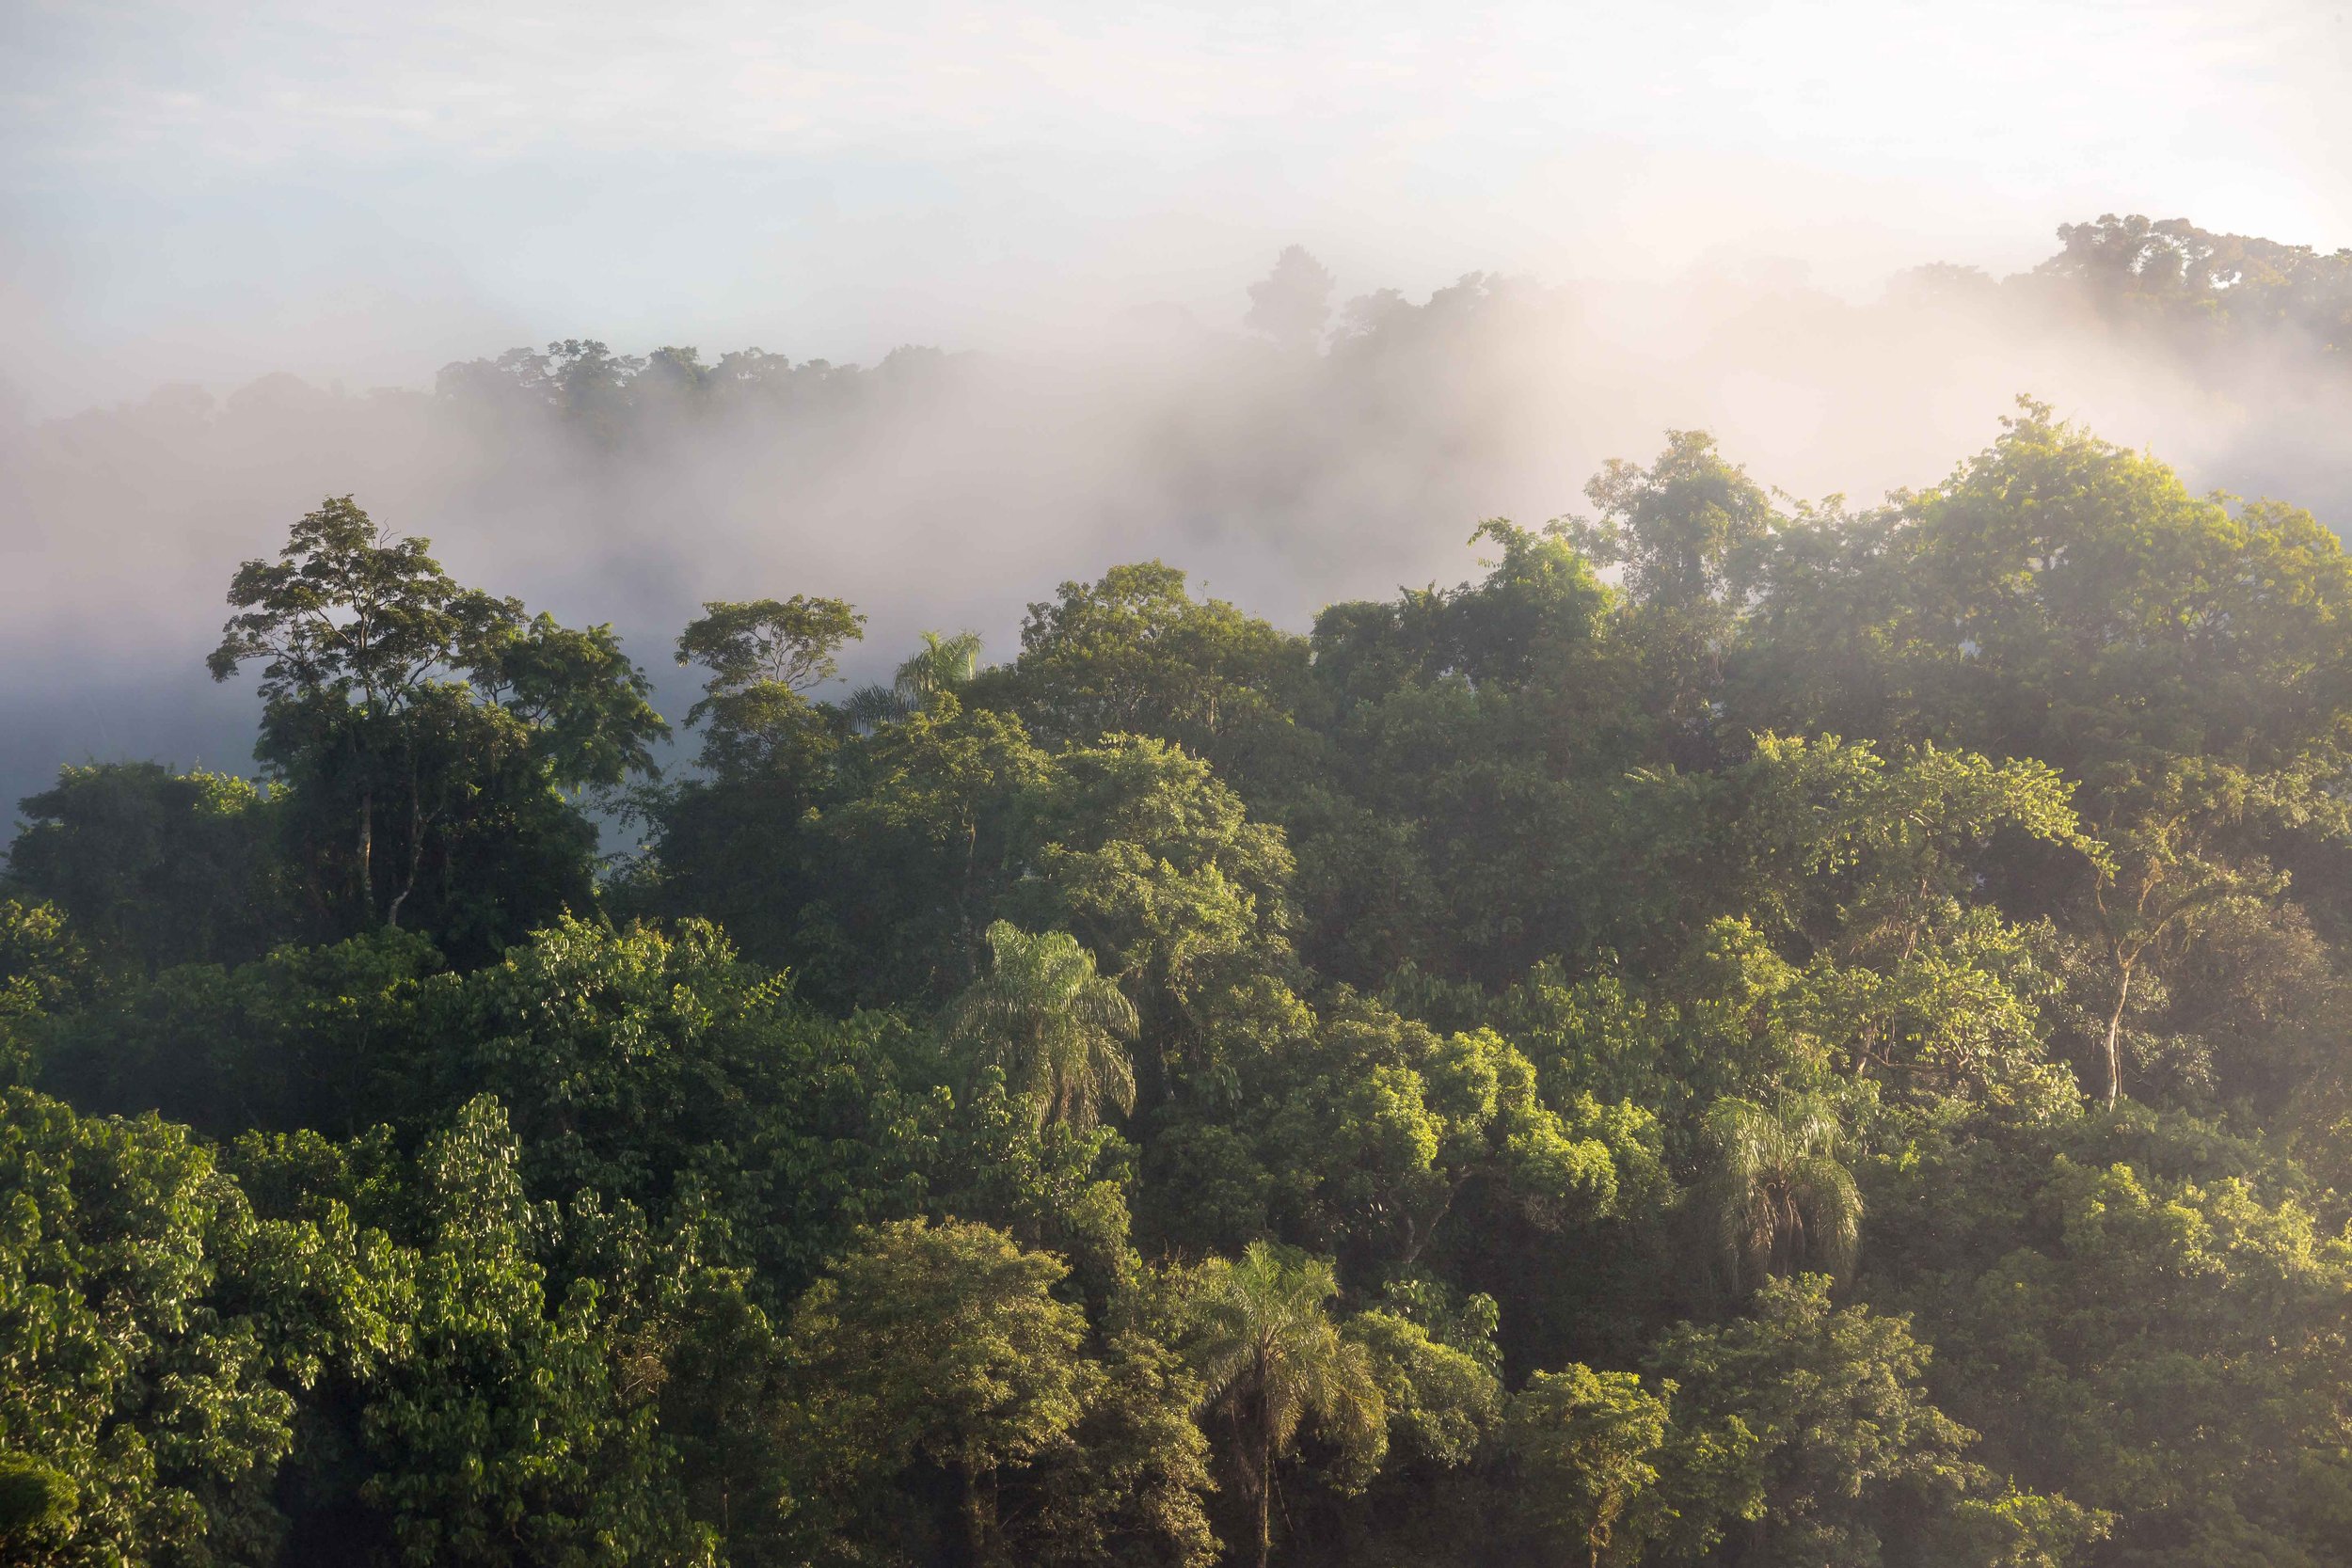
[9,216,2352,1568]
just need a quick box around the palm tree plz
[946,921,1139,1130]
[1192,1242,1385,1568]
[838,681,906,733]
[844,629,984,731]
[896,629,983,707]
[1696,1097,1862,1295]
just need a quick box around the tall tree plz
[1695,1098,1862,1295]
[946,921,1139,1131]
[1502,1364,1672,1568]
[845,628,985,730]
[787,1219,1095,1566]
[1572,429,1781,767]
[1189,1242,1385,1568]
[1645,1275,2032,1567]
[1246,246,1337,352]
[2082,762,2285,1108]
[674,595,864,773]
[206,497,666,949]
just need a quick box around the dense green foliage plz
[7,397,2352,1567]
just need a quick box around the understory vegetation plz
[8,393,2352,1568]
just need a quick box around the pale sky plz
[4,0,2348,412]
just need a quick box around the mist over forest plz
[8,212,2349,825]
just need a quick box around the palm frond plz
[1699,1095,1864,1292]
[944,920,1138,1129]
[841,682,909,732]
[894,629,984,712]
[1191,1243,1378,1456]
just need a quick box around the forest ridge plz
[6,384,2352,1567]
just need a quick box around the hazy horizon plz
[7,2,2349,415]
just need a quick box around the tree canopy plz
[6,390,2352,1567]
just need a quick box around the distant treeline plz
[422,214,2352,434]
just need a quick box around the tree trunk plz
[958,818,980,975]
[1399,1172,1472,1269]
[2104,960,2134,1110]
[384,747,426,930]
[960,1460,994,1568]
[357,784,375,922]
[1256,1431,1274,1568]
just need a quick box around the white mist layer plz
[2,259,2344,819]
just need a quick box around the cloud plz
[9,3,2341,176]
